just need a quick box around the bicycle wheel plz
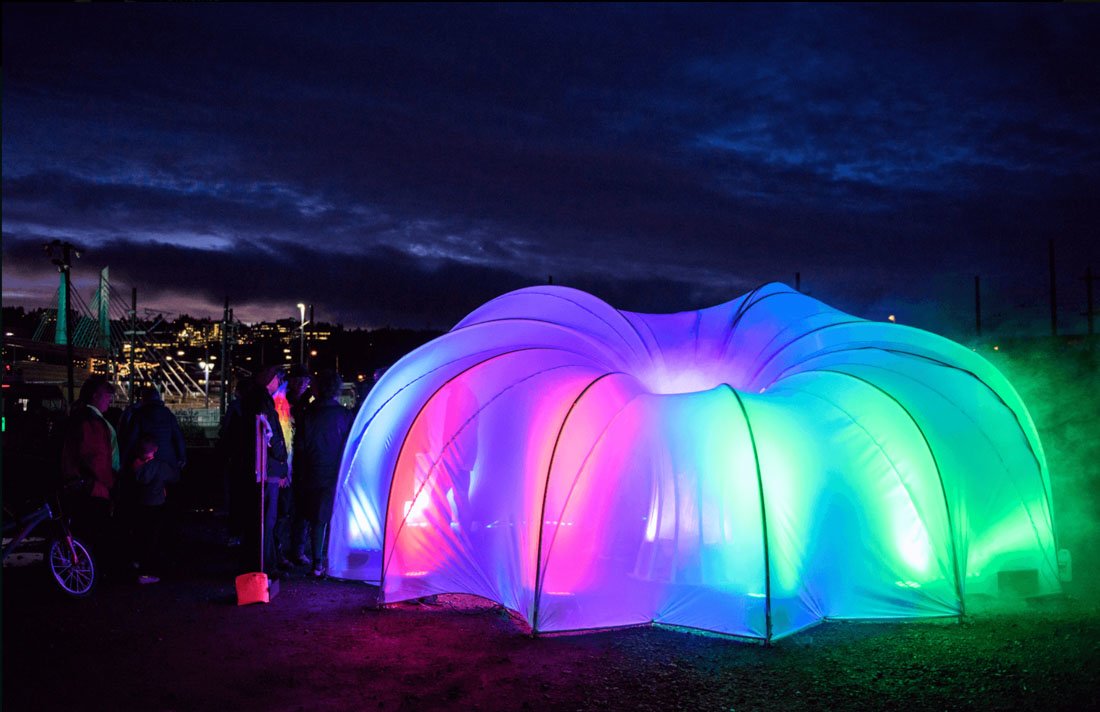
[48,536,96,597]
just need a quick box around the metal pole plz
[297,303,306,366]
[63,261,75,407]
[64,269,75,403]
[1049,239,1058,337]
[45,240,79,405]
[220,296,229,417]
[795,272,801,292]
[130,287,137,404]
[975,275,982,338]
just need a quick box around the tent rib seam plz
[723,384,772,643]
[382,361,585,593]
[532,371,623,634]
[770,344,1055,549]
[781,379,958,613]
[747,319,868,386]
[378,346,582,596]
[824,361,1060,584]
[814,368,966,616]
[534,391,647,630]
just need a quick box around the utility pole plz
[975,275,982,338]
[309,304,315,369]
[297,303,307,366]
[130,288,137,404]
[1049,239,1058,337]
[45,240,80,405]
[220,296,230,418]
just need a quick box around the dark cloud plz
[1,232,713,330]
[3,4,1098,334]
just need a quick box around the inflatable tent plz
[329,283,1059,641]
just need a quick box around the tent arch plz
[532,371,626,633]
[723,383,772,643]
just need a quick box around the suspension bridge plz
[22,266,219,413]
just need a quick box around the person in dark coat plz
[60,374,119,566]
[125,434,180,583]
[241,365,290,575]
[218,375,252,547]
[285,365,313,565]
[292,369,354,577]
[118,385,187,570]
[120,386,187,483]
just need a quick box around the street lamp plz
[199,360,213,408]
[296,302,309,366]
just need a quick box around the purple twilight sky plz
[3,4,1099,336]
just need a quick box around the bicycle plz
[2,495,97,597]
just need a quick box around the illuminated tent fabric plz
[329,283,1059,640]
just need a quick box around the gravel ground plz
[3,511,1097,712]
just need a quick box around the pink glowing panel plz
[330,283,1059,640]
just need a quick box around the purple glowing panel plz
[329,284,1058,640]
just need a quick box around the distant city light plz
[887,314,896,322]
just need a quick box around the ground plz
[3,512,1098,712]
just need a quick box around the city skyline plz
[4,4,1100,336]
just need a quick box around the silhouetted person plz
[126,434,179,583]
[241,365,289,575]
[60,375,119,569]
[120,385,187,568]
[286,365,313,565]
[292,370,354,576]
[218,375,252,547]
[121,386,186,485]
[271,375,295,568]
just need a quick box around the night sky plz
[3,4,1099,336]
